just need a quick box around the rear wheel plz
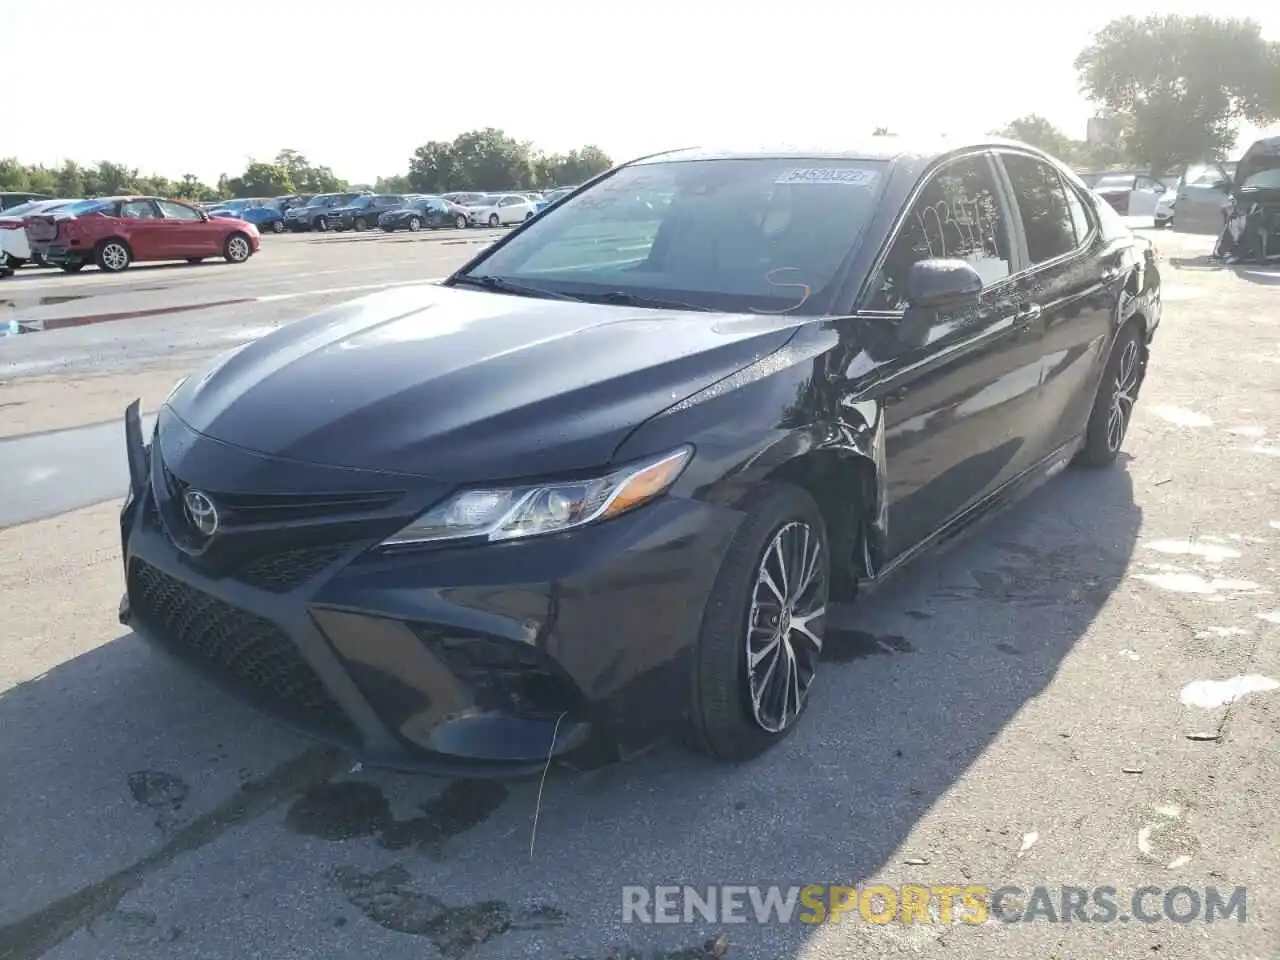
[689,483,829,761]
[315,215,330,232]
[95,240,131,273]
[454,214,467,229]
[3,254,26,269]
[408,216,422,232]
[269,220,285,234]
[487,213,500,227]
[1075,321,1146,467]
[224,232,252,264]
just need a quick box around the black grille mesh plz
[234,545,350,593]
[128,559,355,739]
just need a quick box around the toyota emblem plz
[182,490,220,537]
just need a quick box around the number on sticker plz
[775,168,877,186]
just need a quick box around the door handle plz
[1014,304,1042,327]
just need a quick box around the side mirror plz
[897,259,984,349]
[905,259,984,309]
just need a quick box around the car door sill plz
[858,434,1085,595]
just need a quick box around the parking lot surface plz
[1,226,1278,959]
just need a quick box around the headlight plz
[381,446,692,547]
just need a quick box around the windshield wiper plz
[450,274,582,301]
[571,290,713,312]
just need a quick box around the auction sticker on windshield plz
[775,168,879,186]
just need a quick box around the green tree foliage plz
[225,162,294,198]
[1075,15,1280,173]
[992,114,1084,163]
[406,128,612,193]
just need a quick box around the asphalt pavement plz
[1,226,1278,959]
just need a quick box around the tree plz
[535,146,613,187]
[991,114,1083,163]
[270,149,345,194]
[225,161,294,198]
[374,173,412,193]
[451,127,534,191]
[407,140,459,193]
[1075,15,1280,173]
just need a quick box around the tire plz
[407,216,421,232]
[60,263,85,273]
[4,254,26,269]
[354,216,367,232]
[689,482,830,762]
[224,232,252,264]
[488,213,500,227]
[454,214,467,229]
[270,220,285,234]
[1075,321,1146,468]
[95,239,131,273]
[315,216,329,232]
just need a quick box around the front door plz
[996,151,1115,459]
[856,151,1045,560]
[155,200,215,257]
[1176,163,1232,233]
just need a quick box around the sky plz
[2,0,1277,185]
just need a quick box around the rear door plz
[1129,175,1166,218]
[155,200,216,256]
[856,151,1044,559]
[995,150,1115,460]
[117,199,167,259]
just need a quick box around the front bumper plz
[118,407,739,776]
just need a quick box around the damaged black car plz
[118,137,1161,775]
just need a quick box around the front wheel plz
[315,216,329,232]
[223,232,252,264]
[689,482,829,761]
[1075,322,1146,468]
[407,216,421,232]
[269,220,285,234]
[353,216,367,232]
[454,214,468,229]
[95,240,131,273]
[488,213,500,227]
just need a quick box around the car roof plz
[630,135,1041,166]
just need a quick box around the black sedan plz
[379,196,470,232]
[118,138,1161,775]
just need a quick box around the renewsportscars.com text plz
[621,884,1248,925]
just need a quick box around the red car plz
[25,196,260,273]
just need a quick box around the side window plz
[1002,154,1080,264]
[156,200,201,221]
[499,197,515,207]
[867,154,1012,311]
[120,200,157,219]
[1062,184,1093,246]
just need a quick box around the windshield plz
[306,195,337,207]
[547,188,573,201]
[1240,167,1280,190]
[458,157,888,315]
[59,199,112,215]
[467,195,496,206]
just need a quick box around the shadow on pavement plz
[0,464,1140,958]
[1168,254,1280,284]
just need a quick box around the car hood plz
[167,284,805,483]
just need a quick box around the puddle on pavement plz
[822,628,915,662]
[333,864,565,958]
[569,936,731,960]
[285,778,508,852]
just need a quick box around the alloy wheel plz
[227,236,250,262]
[455,214,467,229]
[1106,339,1140,452]
[101,243,129,271]
[408,217,421,232]
[745,521,826,734]
[270,220,284,233]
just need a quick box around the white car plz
[0,198,81,267]
[1153,185,1176,228]
[464,193,536,227]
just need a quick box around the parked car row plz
[1,195,260,275]
[270,187,581,232]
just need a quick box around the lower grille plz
[235,545,350,593]
[416,630,582,719]
[128,559,355,739]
